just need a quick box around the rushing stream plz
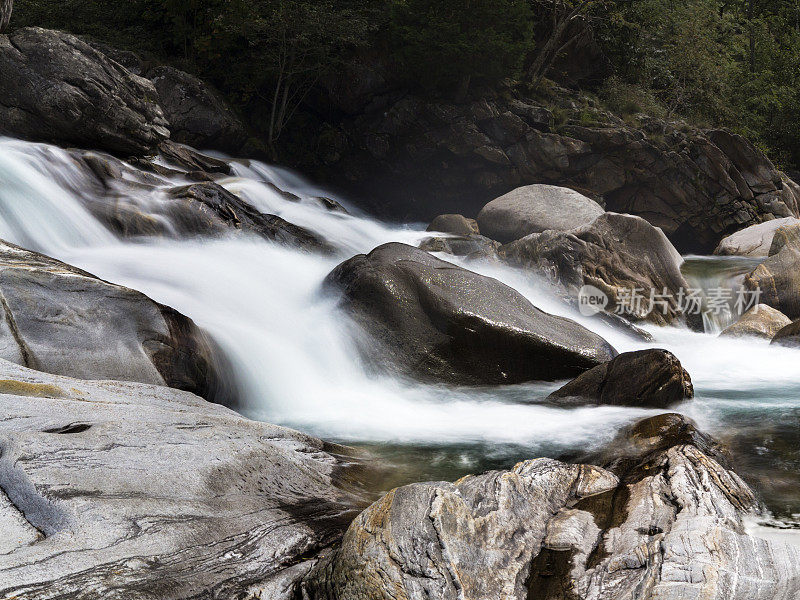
[2,137,800,528]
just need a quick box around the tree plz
[527,0,601,87]
[390,0,535,97]
[1,0,12,32]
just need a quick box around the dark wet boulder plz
[477,184,603,243]
[501,213,689,325]
[714,217,800,257]
[548,349,693,408]
[324,242,617,385]
[426,213,480,236]
[720,304,791,339]
[0,28,169,155]
[0,360,366,599]
[0,240,225,402]
[158,139,233,174]
[771,319,800,348]
[148,65,247,153]
[165,183,332,251]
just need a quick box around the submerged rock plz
[302,413,800,600]
[720,304,791,339]
[0,240,225,402]
[324,242,617,385]
[0,360,367,598]
[714,217,800,257]
[501,212,688,325]
[477,184,604,243]
[0,28,169,155]
[548,349,693,408]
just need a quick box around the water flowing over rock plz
[0,360,366,599]
[313,85,800,253]
[477,183,604,243]
[324,242,617,385]
[500,213,688,325]
[301,413,800,600]
[0,240,225,401]
[548,349,693,408]
[0,28,169,155]
[720,304,791,339]
[714,217,800,257]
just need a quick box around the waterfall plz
[2,136,800,514]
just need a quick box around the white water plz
[2,137,800,510]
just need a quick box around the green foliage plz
[389,0,535,94]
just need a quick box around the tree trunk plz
[0,0,12,33]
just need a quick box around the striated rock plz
[303,413,800,600]
[0,28,169,155]
[0,360,366,599]
[771,319,800,348]
[477,184,603,243]
[158,139,233,174]
[148,66,247,153]
[324,242,617,385]
[720,304,791,339]
[0,240,225,401]
[548,349,693,408]
[768,221,800,256]
[301,459,619,600]
[501,212,688,325]
[315,86,800,253]
[715,217,800,257]
[426,213,480,236]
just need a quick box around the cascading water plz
[2,136,800,524]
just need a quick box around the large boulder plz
[720,304,791,339]
[548,349,693,408]
[0,240,225,401]
[477,184,604,243]
[148,66,247,153]
[0,359,367,598]
[324,242,617,385]
[301,414,800,600]
[714,217,800,257]
[500,212,689,325]
[0,28,169,155]
[744,228,800,319]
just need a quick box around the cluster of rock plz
[313,79,800,253]
[300,413,800,600]
[0,27,247,156]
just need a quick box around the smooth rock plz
[0,28,168,155]
[0,240,224,401]
[548,349,693,408]
[501,212,688,324]
[426,213,480,236]
[324,242,617,385]
[771,319,800,348]
[744,232,800,319]
[715,217,800,256]
[418,234,500,260]
[720,304,791,339]
[0,360,366,599]
[477,184,604,243]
